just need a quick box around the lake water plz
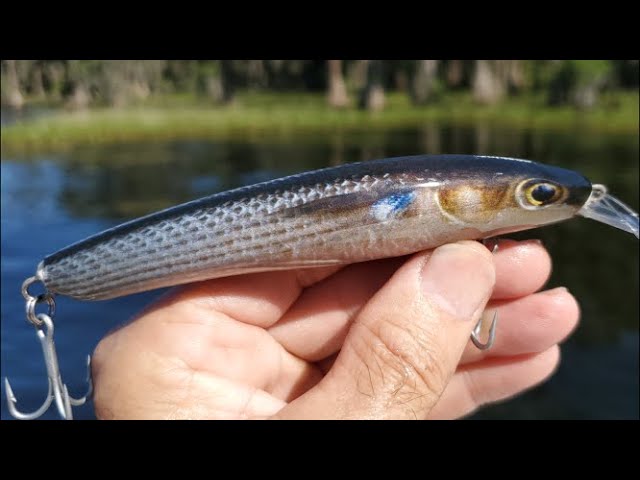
[1,123,638,419]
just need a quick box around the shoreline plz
[2,92,638,155]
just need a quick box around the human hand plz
[91,239,579,419]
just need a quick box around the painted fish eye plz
[519,180,564,207]
[530,183,558,203]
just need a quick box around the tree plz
[472,60,526,104]
[547,60,612,109]
[472,60,505,105]
[44,61,66,101]
[63,60,104,110]
[445,60,465,88]
[29,61,46,99]
[98,60,166,107]
[410,60,439,105]
[612,60,639,89]
[505,60,525,93]
[358,60,385,111]
[1,60,24,109]
[327,60,349,108]
[220,60,235,104]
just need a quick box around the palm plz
[93,240,578,420]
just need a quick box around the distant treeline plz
[2,60,638,111]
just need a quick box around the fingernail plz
[420,243,495,321]
[541,286,568,295]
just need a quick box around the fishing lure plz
[6,154,639,419]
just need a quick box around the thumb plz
[275,240,496,420]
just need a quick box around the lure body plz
[39,154,636,301]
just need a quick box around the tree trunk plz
[45,61,65,101]
[394,69,408,91]
[411,60,439,105]
[30,62,46,99]
[246,60,267,89]
[327,60,349,108]
[220,60,235,104]
[472,60,505,105]
[99,61,124,107]
[359,60,385,111]
[573,84,599,109]
[346,60,368,92]
[66,83,91,110]
[204,76,224,103]
[2,60,24,109]
[505,60,525,93]
[446,60,464,88]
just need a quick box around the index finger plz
[138,265,345,328]
[130,238,550,331]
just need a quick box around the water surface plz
[1,123,638,419]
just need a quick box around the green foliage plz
[528,60,554,91]
[64,60,103,88]
[547,60,614,106]
[611,60,639,88]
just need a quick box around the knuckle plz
[351,313,448,409]
[91,336,113,372]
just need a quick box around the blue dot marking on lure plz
[371,191,417,221]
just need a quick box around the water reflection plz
[52,125,639,223]
[0,106,56,126]
[1,123,638,419]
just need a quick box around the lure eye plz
[520,180,564,207]
[530,184,558,203]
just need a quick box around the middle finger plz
[270,239,552,362]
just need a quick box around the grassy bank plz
[2,92,638,155]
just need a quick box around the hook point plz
[471,309,498,350]
[4,377,16,403]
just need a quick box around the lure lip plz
[577,184,639,239]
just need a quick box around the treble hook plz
[470,238,500,350]
[4,312,93,420]
[470,309,498,350]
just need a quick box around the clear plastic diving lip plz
[578,184,639,239]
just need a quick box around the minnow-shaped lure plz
[37,154,639,301]
[7,154,638,420]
